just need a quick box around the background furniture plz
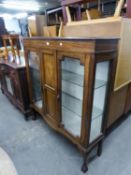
[0,17,8,47]
[28,15,47,36]
[46,7,63,26]
[23,37,118,172]
[0,60,30,120]
[61,0,127,24]
[63,16,131,127]
[127,0,131,18]
[61,0,94,23]
[2,34,20,60]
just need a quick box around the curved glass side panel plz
[90,61,110,143]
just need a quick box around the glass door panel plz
[5,75,14,95]
[61,57,84,137]
[28,51,43,109]
[90,61,110,143]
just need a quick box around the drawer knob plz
[46,42,50,46]
[59,42,63,46]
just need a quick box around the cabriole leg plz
[32,110,37,120]
[97,140,103,157]
[24,114,29,121]
[81,153,88,173]
[1,89,4,94]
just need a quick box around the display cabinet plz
[24,37,118,172]
[0,60,30,120]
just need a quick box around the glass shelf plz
[62,92,82,116]
[62,80,83,100]
[62,106,81,136]
[92,106,103,120]
[62,104,103,137]
[62,92,103,119]
[62,69,106,90]
[62,70,84,87]
[62,58,84,76]
[95,80,107,89]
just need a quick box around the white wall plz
[4,18,21,34]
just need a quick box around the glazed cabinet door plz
[89,60,110,143]
[41,50,59,125]
[25,50,43,112]
[58,53,86,138]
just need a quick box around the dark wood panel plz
[124,83,131,113]
[0,62,30,119]
[44,89,58,123]
[107,85,128,128]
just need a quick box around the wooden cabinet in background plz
[24,37,119,172]
[124,83,131,114]
[107,85,128,128]
[0,61,30,120]
[28,15,47,36]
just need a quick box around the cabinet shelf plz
[62,80,83,100]
[62,69,106,90]
[62,105,103,136]
[62,92,82,116]
[95,80,107,89]
[92,106,103,120]
[62,70,84,87]
[62,106,81,136]
[62,92,103,119]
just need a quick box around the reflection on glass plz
[5,76,13,95]
[61,57,84,137]
[28,52,42,109]
[89,61,110,143]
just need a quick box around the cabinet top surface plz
[23,37,119,41]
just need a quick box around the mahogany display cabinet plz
[23,37,119,172]
[0,60,30,120]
